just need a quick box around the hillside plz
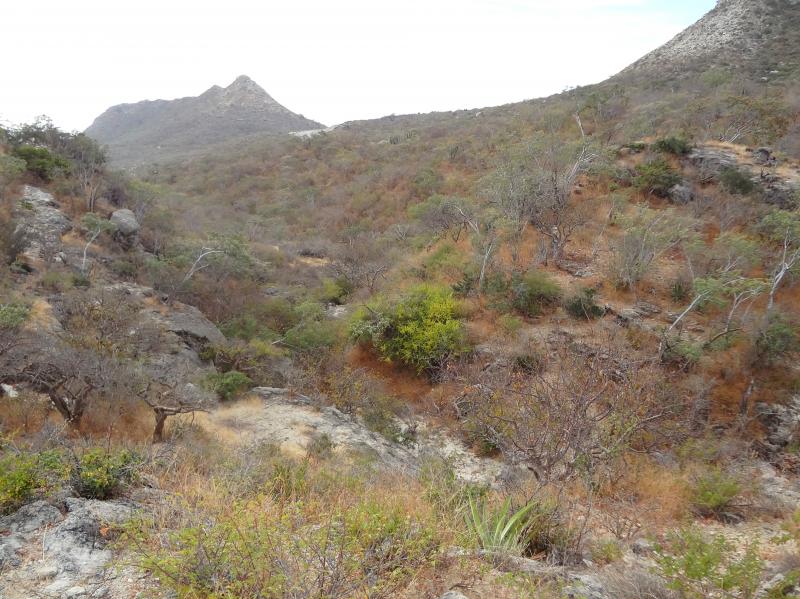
[85,75,324,167]
[618,0,800,82]
[3,1,800,598]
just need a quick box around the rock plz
[109,209,139,236]
[564,573,609,599]
[688,148,738,182]
[668,181,694,204]
[12,186,72,267]
[752,147,777,166]
[631,538,654,556]
[755,397,800,451]
[439,592,470,599]
[109,209,140,249]
[65,586,87,597]
[243,387,506,485]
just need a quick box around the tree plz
[719,95,791,144]
[410,195,499,291]
[611,207,690,290]
[329,233,390,293]
[759,210,800,314]
[523,132,599,262]
[138,376,213,443]
[80,214,117,273]
[463,345,673,487]
[68,134,107,212]
[0,155,25,197]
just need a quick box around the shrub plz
[564,288,604,320]
[351,285,467,375]
[12,145,69,181]
[0,303,30,329]
[0,454,40,514]
[655,528,763,599]
[719,167,756,195]
[633,159,682,197]
[652,136,692,156]
[465,495,542,556]
[591,539,624,564]
[125,496,439,598]
[75,448,140,499]
[0,450,71,513]
[207,370,253,401]
[497,313,523,336]
[511,270,562,317]
[661,338,703,369]
[755,313,799,366]
[691,468,741,518]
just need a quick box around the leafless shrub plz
[599,563,678,599]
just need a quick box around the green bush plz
[0,303,30,329]
[564,288,604,320]
[207,371,253,401]
[511,270,562,317]
[719,167,756,195]
[661,338,703,369]
[12,145,69,181]
[590,539,624,564]
[655,528,763,599]
[633,159,682,197]
[76,448,140,499]
[497,313,523,336]
[755,313,799,365]
[0,450,71,514]
[0,455,40,514]
[652,136,692,156]
[691,468,741,518]
[351,284,467,375]
[125,496,439,598]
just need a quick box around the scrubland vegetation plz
[4,13,800,596]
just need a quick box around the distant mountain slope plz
[86,75,324,167]
[617,0,800,81]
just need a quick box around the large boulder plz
[109,209,140,249]
[668,181,695,204]
[12,186,72,267]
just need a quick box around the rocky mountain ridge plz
[85,75,323,167]
[618,0,800,80]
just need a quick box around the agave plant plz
[465,495,539,556]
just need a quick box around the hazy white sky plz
[1,0,715,132]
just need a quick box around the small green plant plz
[633,159,682,197]
[207,370,253,401]
[671,277,692,302]
[511,270,562,317]
[655,528,764,599]
[719,167,756,195]
[466,495,541,556]
[691,468,741,518]
[76,448,140,500]
[564,288,604,320]
[661,337,703,369]
[652,136,692,156]
[590,539,623,564]
[0,303,30,329]
[497,313,523,336]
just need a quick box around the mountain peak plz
[85,76,324,166]
[617,0,800,80]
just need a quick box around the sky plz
[0,0,716,132]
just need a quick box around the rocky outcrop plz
[755,397,800,453]
[0,498,140,598]
[12,186,72,267]
[668,181,695,204]
[245,387,507,485]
